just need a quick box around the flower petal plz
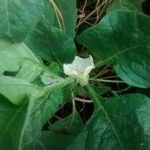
[63,55,95,86]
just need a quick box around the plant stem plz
[68,92,77,127]
[75,97,93,103]
[72,92,77,112]
[86,85,103,110]
[90,78,125,83]
[48,0,65,31]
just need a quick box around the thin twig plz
[75,97,93,103]
[90,78,125,83]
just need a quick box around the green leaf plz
[24,131,75,150]
[69,94,150,150]
[0,81,71,149]
[0,96,36,150]
[108,0,142,11]
[0,39,39,75]
[78,11,150,88]
[0,76,45,105]
[40,89,64,124]
[47,62,62,75]
[25,20,75,63]
[0,38,63,83]
[67,132,88,150]
[0,39,75,150]
[23,90,65,146]
[0,0,44,41]
[0,75,74,105]
[15,59,44,82]
[49,111,84,136]
[25,0,76,63]
[53,0,77,37]
[42,0,55,26]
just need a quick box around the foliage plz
[0,0,150,149]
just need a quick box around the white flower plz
[63,55,95,86]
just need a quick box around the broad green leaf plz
[25,0,76,63]
[40,89,64,124]
[78,11,150,88]
[25,19,75,63]
[0,75,74,105]
[0,0,44,41]
[108,0,142,11]
[53,0,77,37]
[0,39,62,83]
[22,90,64,146]
[0,39,39,74]
[49,111,84,136]
[0,96,35,150]
[22,78,74,146]
[0,79,73,149]
[68,94,150,150]
[24,131,75,150]
[0,76,45,105]
[67,132,88,150]
[15,59,44,82]
[114,58,150,88]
